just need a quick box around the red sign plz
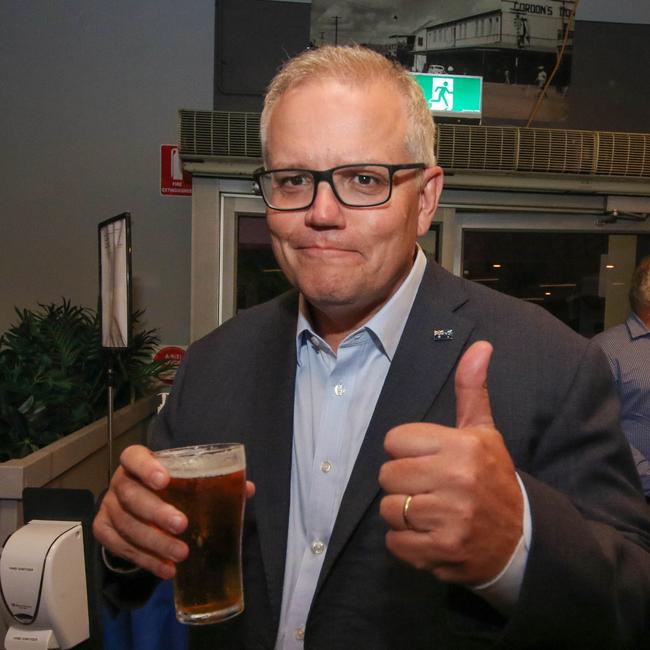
[154,345,186,385]
[160,145,192,196]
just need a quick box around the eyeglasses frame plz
[252,162,426,211]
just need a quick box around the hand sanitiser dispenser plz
[0,520,89,649]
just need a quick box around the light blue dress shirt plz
[275,249,530,649]
[593,312,650,494]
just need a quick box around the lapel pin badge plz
[433,329,454,341]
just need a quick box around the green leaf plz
[17,395,35,415]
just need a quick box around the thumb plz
[455,340,495,429]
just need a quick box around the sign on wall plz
[160,144,192,196]
[154,345,187,385]
[411,73,482,120]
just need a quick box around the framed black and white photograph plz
[98,213,132,349]
[310,0,575,126]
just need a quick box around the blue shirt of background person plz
[593,256,650,497]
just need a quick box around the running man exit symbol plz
[430,78,454,111]
[411,72,482,120]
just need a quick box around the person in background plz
[94,46,650,649]
[593,256,650,499]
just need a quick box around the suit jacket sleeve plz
[495,339,650,648]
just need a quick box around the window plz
[462,231,650,336]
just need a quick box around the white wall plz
[0,0,214,344]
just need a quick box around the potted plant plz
[0,299,171,542]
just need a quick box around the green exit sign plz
[411,73,482,121]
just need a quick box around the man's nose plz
[305,180,345,228]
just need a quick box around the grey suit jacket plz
[152,261,650,649]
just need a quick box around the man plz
[94,46,650,648]
[593,256,650,497]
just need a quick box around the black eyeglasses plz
[253,163,425,211]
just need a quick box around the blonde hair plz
[260,45,436,166]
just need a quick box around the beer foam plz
[155,445,245,479]
[166,459,244,479]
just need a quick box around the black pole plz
[334,16,339,45]
[107,352,115,483]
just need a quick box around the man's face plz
[264,78,442,327]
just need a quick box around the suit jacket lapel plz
[315,262,476,594]
[245,292,299,628]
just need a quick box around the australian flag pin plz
[433,329,454,341]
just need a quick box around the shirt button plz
[320,460,332,473]
[295,626,305,641]
[311,540,325,555]
[334,383,345,396]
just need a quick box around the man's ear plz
[417,165,444,236]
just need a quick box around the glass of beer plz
[154,443,246,625]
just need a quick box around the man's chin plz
[300,289,355,309]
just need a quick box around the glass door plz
[461,226,650,337]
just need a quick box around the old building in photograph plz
[411,0,575,88]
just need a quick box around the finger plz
[384,422,450,459]
[120,444,170,491]
[379,494,412,531]
[102,488,188,558]
[455,341,495,429]
[94,492,188,578]
[246,480,256,499]
[111,466,187,535]
[380,493,439,532]
[93,507,181,580]
[380,492,461,533]
[100,524,178,580]
[379,455,448,494]
[385,529,466,582]
[385,525,511,586]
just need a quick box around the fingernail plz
[159,561,176,579]
[169,515,185,534]
[170,544,186,562]
[151,471,166,489]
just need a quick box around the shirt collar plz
[296,246,428,363]
[627,311,650,340]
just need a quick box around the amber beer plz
[155,443,246,625]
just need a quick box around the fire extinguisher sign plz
[160,144,192,196]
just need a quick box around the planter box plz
[0,394,160,545]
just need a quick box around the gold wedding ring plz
[402,494,414,530]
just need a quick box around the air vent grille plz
[435,125,650,177]
[179,110,650,179]
[179,110,261,158]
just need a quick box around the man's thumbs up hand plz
[455,340,495,429]
[378,341,523,586]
